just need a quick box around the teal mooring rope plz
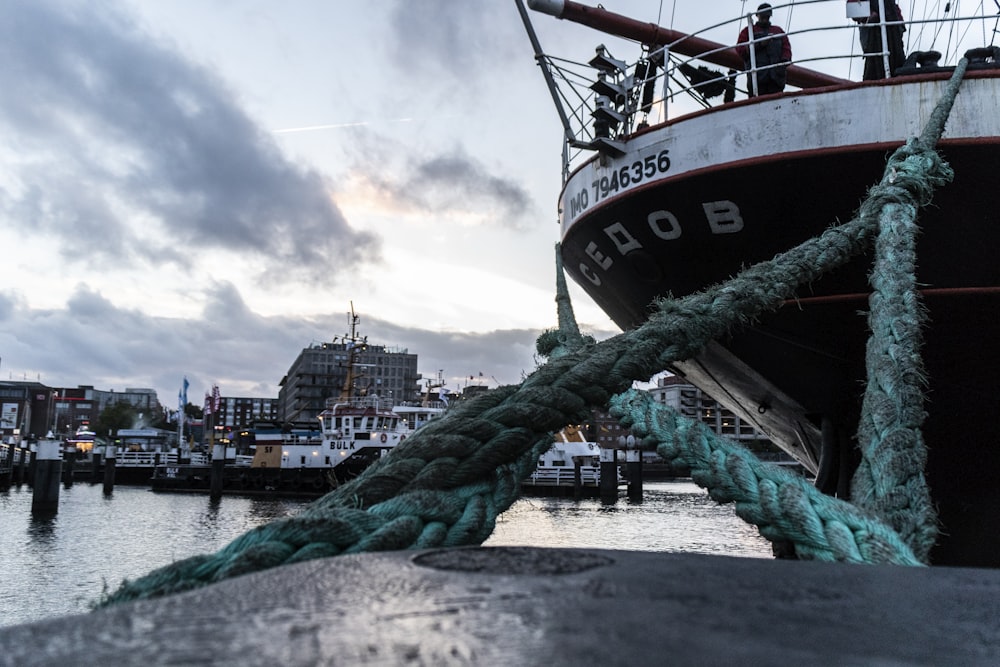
[98,59,968,607]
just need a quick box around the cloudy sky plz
[0,0,635,403]
[0,1,958,405]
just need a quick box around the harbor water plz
[0,480,771,628]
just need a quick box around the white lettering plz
[603,222,642,255]
[579,262,602,286]
[647,210,682,240]
[703,200,744,234]
[584,241,613,271]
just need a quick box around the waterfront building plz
[277,342,421,424]
[0,382,161,443]
[205,396,279,450]
[214,396,280,429]
[0,382,47,444]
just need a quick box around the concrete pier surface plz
[2,547,998,666]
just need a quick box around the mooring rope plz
[98,60,968,607]
[849,56,969,563]
[610,390,922,565]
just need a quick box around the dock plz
[1,547,997,665]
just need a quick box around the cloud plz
[0,291,20,322]
[0,0,378,286]
[0,282,591,404]
[341,131,534,228]
[386,1,523,82]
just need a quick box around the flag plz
[439,387,449,407]
[203,392,212,415]
[179,376,189,412]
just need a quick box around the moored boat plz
[151,306,423,497]
[521,0,1000,565]
[151,396,411,497]
[522,425,614,497]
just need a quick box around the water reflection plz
[1,480,771,627]
[27,515,58,546]
[487,481,772,558]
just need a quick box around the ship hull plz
[148,457,387,498]
[560,74,1000,566]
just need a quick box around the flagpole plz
[178,377,188,452]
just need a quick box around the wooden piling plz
[600,448,618,503]
[62,449,76,487]
[626,446,643,502]
[102,445,117,495]
[31,440,62,516]
[210,444,225,500]
[25,444,36,486]
[1,442,14,488]
[90,451,102,484]
[16,445,30,485]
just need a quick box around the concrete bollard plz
[31,440,62,516]
[103,445,117,495]
[210,444,226,500]
[599,448,618,504]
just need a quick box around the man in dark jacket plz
[856,0,906,80]
[735,3,793,97]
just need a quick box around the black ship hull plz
[559,76,1000,566]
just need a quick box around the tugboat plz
[519,1,1000,565]
[152,307,412,496]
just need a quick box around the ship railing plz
[233,455,254,468]
[158,451,210,466]
[0,442,18,472]
[525,464,600,486]
[323,394,386,411]
[115,450,162,467]
[524,0,999,176]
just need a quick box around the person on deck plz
[855,0,906,80]
[735,3,793,97]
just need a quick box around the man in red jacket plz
[735,3,793,97]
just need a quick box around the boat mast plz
[525,0,848,89]
[338,302,366,402]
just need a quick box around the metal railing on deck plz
[524,465,600,486]
[523,0,999,178]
